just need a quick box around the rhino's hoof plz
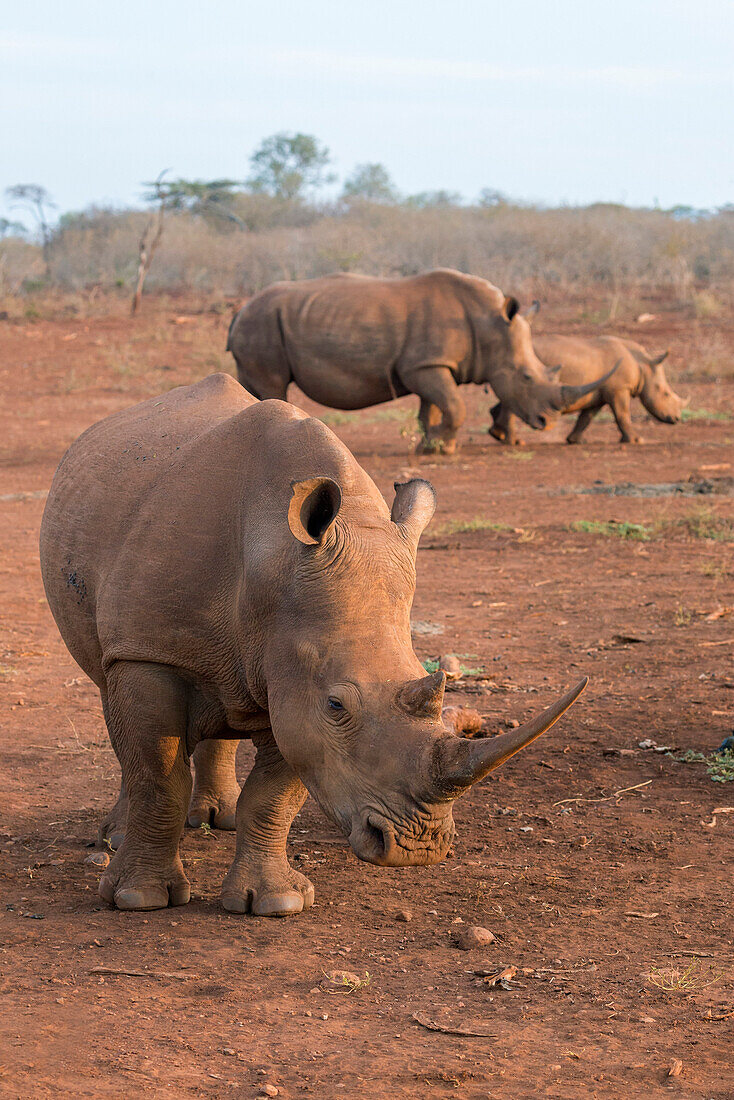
[99,861,191,911]
[221,879,315,918]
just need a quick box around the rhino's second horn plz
[398,670,446,719]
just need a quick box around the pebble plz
[84,851,110,868]
[221,1048,235,1056]
[394,909,412,922]
[260,1086,279,1098]
[454,925,496,951]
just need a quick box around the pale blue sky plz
[2,0,733,225]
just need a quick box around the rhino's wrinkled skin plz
[490,333,684,445]
[227,269,613,455]
[40,374,587,916]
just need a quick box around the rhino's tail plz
[225,309,239,352]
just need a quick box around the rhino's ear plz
[391,479,436,545]
[546,363,562,378]
[288,477,342,545]
[501,295,520,323]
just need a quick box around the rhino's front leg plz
[488,402,522,445]
[409,366,465,455]
[188,740,240,830]
[221,735,313,917]
[98,662,192,911]
[566,406,598,444]
[610,391,641,444]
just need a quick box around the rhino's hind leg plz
[98,662,192,911]
[417,399,442,446]
[221,735,312,917]
[188,740,240,830]
[98,779,128,851]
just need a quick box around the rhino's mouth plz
[349,808,455,867]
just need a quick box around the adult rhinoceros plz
[41,374,587,916]
[227,269,614,454]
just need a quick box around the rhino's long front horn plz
[549,361,622,412]
[435,678,588,794]
[398,670,446,719]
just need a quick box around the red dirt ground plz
[1,294,733,1099]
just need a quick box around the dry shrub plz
[7,202,734,300]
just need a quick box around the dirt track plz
[1,296,733,1099]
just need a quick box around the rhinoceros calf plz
[227,269,613,455]
[490,333,684,445]
[40,373,587,916]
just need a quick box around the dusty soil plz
[1,293,733,1099]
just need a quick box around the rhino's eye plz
[327,696,345,714]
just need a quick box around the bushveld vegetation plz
[2,133,733,305]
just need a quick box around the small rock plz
[454,925,496,950]
[427,909,438,917]
[439,654,463,680]
[261,1086,279,1098]
[394,909,412,922]
[221,1047,235,1056]
[85,851,110,868]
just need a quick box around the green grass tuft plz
[680,407,732,423]
[673,749,734,783]
[570,519,651,541]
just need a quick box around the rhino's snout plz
[349,808,455,868]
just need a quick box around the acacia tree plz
[5,184,56,275]
[148,177,243,227]
[248,132,334,201]
[341,163,399,205]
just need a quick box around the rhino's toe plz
[254,888,313,917]
[221,866,315,917]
